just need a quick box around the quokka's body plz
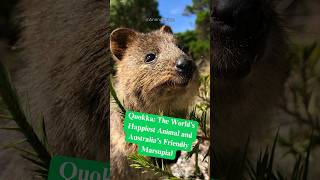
[110,26,200,179]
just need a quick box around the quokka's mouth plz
[168,73,197,87]
[166,79,190,87]
[152,77,191,91]
[216,60,252,78]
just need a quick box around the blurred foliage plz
[212,43,320,180]
[128,153,181,180]
[110,0,162,32]
[184,0,210,40]
[279,42,320,159]
[193,75,210,138]
[0,60,52,178]
[188,75,210,179]
[177,0,210,61]
[213,131,314,180]
[176,31,209,61]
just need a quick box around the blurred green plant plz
[184,0,210,40]
[0,60,51,178]
[176,0,210,61]
[129,153,181,180]
[110,0,162,32]
[213,130,314,180]
[176,31,209,61]
[212,42,320,180]
[280,42,320,157]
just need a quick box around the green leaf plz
[0,60,51,174]
[0,138,27,149]
[0,114,13,120]
[109,78,126,114]
[12,146,38,158]
[0,126,21,131]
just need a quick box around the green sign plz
[48,156,109,180]
[124,111,198,160]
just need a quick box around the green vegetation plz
[176,31,209,60]
[212,43,320,180]
[110,0,162,32]
[177,0,210,60]
[0,60,52,179]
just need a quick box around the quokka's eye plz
[145,53,156,63]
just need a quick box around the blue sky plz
[158,0,196,33]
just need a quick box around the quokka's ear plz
[160,25,173,34]
[110,28,137,61]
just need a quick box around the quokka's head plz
[110,26,199,114]
[212,0,286,78]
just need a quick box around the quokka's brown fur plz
[110,26,200,179]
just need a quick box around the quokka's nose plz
[175,58,193,77]
[212,0,235,27]
[212,0,263,37]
